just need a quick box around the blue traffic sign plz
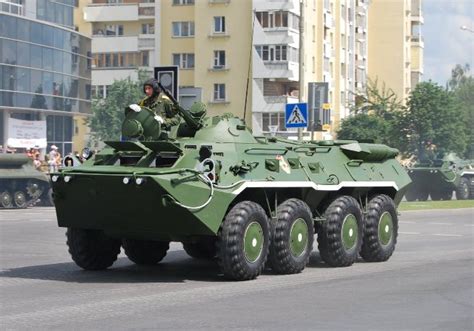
[285,103,308,128]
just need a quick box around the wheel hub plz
[290,218,309,257]
[244,221,264,263]
[341,214,358,250]
[378,211,393,246]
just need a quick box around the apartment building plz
[252,0,369,139]
[368,0,424,102]
[78,0,157,98]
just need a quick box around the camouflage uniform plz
[139,94,180,130]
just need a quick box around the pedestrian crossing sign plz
[285,103,308,128]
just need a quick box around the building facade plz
[368,0,424,102]
[0,0,92,155]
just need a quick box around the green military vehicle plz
[51,87,411,281]
[405,154,474,201]
[0,154,53,208]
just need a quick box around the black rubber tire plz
[66,228,121,270]
[417,191,429,201]
[317,196,363,267]
[13,190,27,208]
[456,178,470,200]
[122,239,170,265]
[216,201,270,281]
[268,198,314,274]
[183,239,216,259]
[430,189,452,201]
[1,191,13,208]
[404,189,417,201]
[469,178,474,199]
[44,188,55,206]
[360,194,398,262]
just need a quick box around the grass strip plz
[399,200,474,211]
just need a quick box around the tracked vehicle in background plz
[0,154,53,208]
[405,154,474,201]
[51,86,411,281]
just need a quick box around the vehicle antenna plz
[243,10,256,125]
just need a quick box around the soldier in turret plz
[135,78,181,130]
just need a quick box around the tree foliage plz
[397,81,466,159]
[87,73,147,143]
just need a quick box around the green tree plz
[397,81,467,159]
[87,74,147,143]
[337,79,404,145]
[337,113,392,144]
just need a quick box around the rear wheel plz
[216,201,270,281]
[360,194,398,262]
[404,189,417,201]
[183,238,216,259]
[1,191,13,208]
[122,239,170,265]
[456,178,470,200]
[431,189,452,201]
[268,198,314,274]
[317,196,363,267]
[66,228,121,270]
[13,190,27,208]
[417,191,429,201]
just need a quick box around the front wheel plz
[216,201,270,281]
[268,199,314,274]
[183,238,216,259]
[317,196,363,267]
[1,191,13,208]
[360,194,398,262]
[14,191,28,208]
[66,228,121,270]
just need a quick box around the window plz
[213,50,226,68]
[213,16,225,33]
[141,23,154,34]
[173,53,195,69]
[256,11,289,28]
[172,22,195,37]
[255,45,289,62]
[213,84,226,101]
[172,0,194,4]
[262,112,286,132]
[105,24,123,36]
[141,51,149,66]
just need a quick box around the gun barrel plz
[157,82,202,130]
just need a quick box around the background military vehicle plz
[405,154,474,201]
[51,86,411,281]
[0,154,53,208]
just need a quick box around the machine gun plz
[157,82,204,131]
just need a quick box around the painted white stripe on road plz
[432,233,463,237]
[399,231,420,235]
[399,221,415,224]
[429,223,452,226]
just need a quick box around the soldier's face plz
[145,86,153,97]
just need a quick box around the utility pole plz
[297,0,305,141]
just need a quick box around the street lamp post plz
[460,25,474,34]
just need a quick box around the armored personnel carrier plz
[51,86,411,280]
[405,154,474,201]
[0,154,53,208]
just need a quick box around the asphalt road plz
[0,207,473,330]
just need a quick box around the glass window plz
[42,72,54,95]
[2,39,16,65]
[15,92,33,109]
[213,84,226,101]
[69,78,78,98]
[54,29,65,49]
[30,22,43,45]
[2,66,15,90]
[43,25,54,47]
[30,45,43,68]
[17,42,30,67]
[54,116,64,141]
[213,50,225,68]
[213,16,225,33]
[1,15,16,39]
[42,48,53,70]
[63,52,72,74]
[55,3,64,26]
[37,0,47,20]
[63,75,71,98]
[54,73,63,96]
[172,22,195,37]
[16,68,30,92]
[31,69,42,94]
[16,19,30,42]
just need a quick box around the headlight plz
[123,177,131,184]
[64,176,72,183]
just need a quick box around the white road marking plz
[399,231,420,235]
[399,221,415,224]
[429,223,452,226]
[432,234,463,237]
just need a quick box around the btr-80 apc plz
[51,87,411,281]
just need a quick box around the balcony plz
[92,36,138,53]
[0,0,23,15]
[264,96,299,104]
[84,3,138,22]
[411,35,424,48]
[138,35,155,49]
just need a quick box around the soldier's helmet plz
[143,78,161,96]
